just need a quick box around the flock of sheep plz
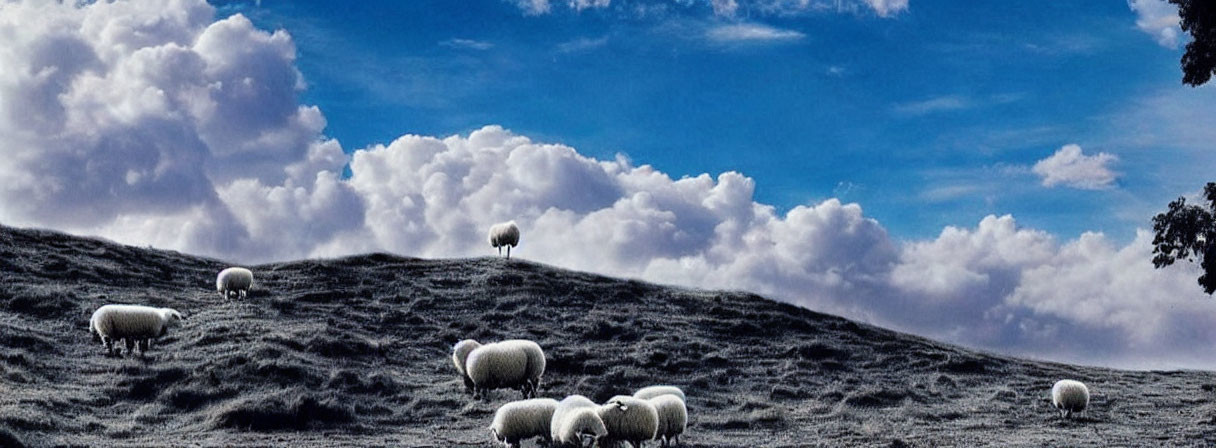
[454,338,689,447]
[81,219,1093,446]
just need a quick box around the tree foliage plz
[1169,0,1216,86]
[1152,182,1216,293]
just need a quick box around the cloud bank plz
[2,0,1214,369]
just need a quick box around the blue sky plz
[220,0,1200,242]
[6,0,1216,368]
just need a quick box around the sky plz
[2,0,1216,369]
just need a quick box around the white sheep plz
[489,398,558,448]
[633,385,686,402]
[89,304,184,357]
[598,395,659,448]
[488,221,521,259]
[216,267,253,299]
[466,339,546,399]
[452,339,482,395]
[551,395,607,448]
[646,395,687,447]
[1052,379,1090,419]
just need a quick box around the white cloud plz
[1128,0,1182,47]
[569,0,611,11]
[864,0,909,17]
[556,36,609,53]
[515,0,552,15]
[893,95,971,115]
[706,23,805,42]
[0,0,362,260]
[440,38,494,50]
[508,0,906,18]
[1032,144,1119,190]
[8,0,1216,370]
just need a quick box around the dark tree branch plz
[1152,182,1216,294]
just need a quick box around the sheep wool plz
[551,395,606,448]
[647,394,687,447]
[633,385,686,403]
[489,398,558,448]
[488,221,521,259]
[555,408,608,448]
[89,304,184,356]
[466,339,546,399]
[598,395,659,448]
[216,267,254,299]
[1052,379,1090,419]
[452,339,482,394]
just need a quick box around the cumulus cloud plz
[0,0,363,260]
[1128,0,1182,47]
[707,23,805,42]
[1032,144,1120,190]
[6,0,1216,369]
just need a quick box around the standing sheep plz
[216,267,254,299]
[646,394,687,447]
[1052,379,1090,419]
[551,395,607,448]
[452,339,482,395]
[488,221,521,259]
[89,304,185,357]
[633,385,686,402]
[598,395,659,448]
[466,339,546,399]
[489,398,558,448]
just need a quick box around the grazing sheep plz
[216,267,254,299]
[89,305,185,357]
[488,221,521,259]
[1052,379,1090,419]
[466,339,546,399]
[551,395,607,448]
[646,395,687,447]
[598,395,659,448]
[489,398,558,448]
[452,339,482,394]
[633,385,686,403]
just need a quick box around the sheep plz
[551,395,607,448]
[216,267,253,299]
[89,304,184,357]
[646,395,687,447]
[633,385,686,403]
[489,398,558,448]
[452,339,482,395]
[488,221,521,259]
[598,395,659,448]
[1052,379,1090,419]
[465,339,546,399]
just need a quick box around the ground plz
[1,225,1215,447]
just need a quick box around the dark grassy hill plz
[1,225,1215,447]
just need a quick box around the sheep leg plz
[506,246,511,259]
[240,289,247,299]
[498,246,502,256]
[102,337,115,356]
[138,339,150,355]
[463,376,475,395]
[125,338,136,356]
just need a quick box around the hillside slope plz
[1,225,1215,447]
